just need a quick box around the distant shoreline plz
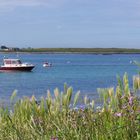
[0,48,140,54]
[1,52,140,55]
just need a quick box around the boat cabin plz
[3,59,22,65]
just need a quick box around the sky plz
[0,0,139,48]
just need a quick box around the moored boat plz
[0,58,35,71]
[43,62,52,67]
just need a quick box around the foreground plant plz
[0,74,140,140]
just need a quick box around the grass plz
[0,74,140,139]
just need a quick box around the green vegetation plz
[1,47,140,54]
[18,48,140,54]
[0,74,140,139]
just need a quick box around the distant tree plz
[1,45,9,50]
[11,48,20,51]
[28,47,32,50]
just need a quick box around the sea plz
[0,53,140,104]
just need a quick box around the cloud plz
[0,0,65,13]
[0,0,66,7]
[0,0,48,7]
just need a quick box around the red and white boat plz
[0,58,35,71]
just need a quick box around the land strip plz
[1,48,140,54]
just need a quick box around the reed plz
[0,74,140,140]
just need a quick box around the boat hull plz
[0,66,35,71]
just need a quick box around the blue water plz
[0,53,140,103]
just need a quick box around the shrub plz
[0,74,140,139]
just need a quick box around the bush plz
[0,74,140,140]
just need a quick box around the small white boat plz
[43,62,52,67]
[0,58,35,71]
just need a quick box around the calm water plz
[0,53,140,103]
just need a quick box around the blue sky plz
[0,0,139,48]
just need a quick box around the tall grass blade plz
[117,75,123,95]
[10,90,17,103]
[123,72,130,95]
[66,87,73,106]
[133,75,140,92]
[64,83,68,94]
[73,91,80,107]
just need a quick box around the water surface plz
[0,53,139,103]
